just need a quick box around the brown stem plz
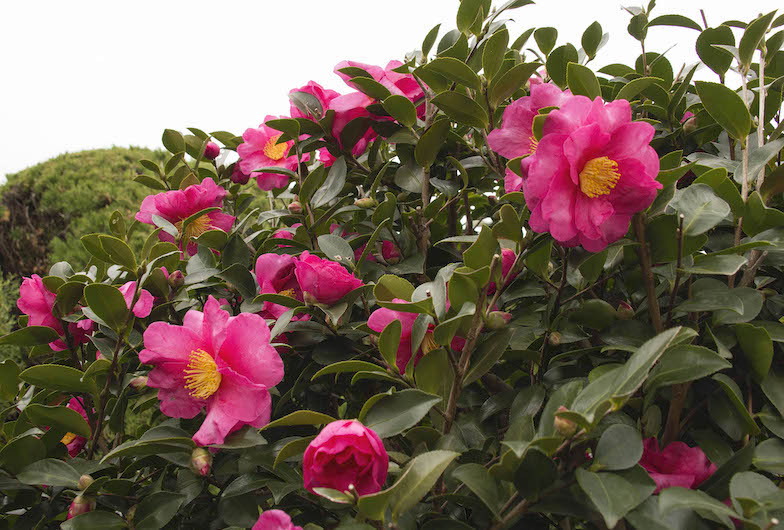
[662,382,691,447]
[666,215,685,327]
[632,213,663,333]
[739,250,768,288]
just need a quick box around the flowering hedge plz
[2,1,784,529]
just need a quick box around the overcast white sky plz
[0,0,778,181]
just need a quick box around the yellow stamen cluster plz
[183,349,221,400]
[61,432,77,445]
[528,134,539,155]
[175,214,212,242]
[263,134,289,161]
[579,157,621,198]
[421,331,439,354]
[278,288,296,298]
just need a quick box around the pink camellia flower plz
[271,223,303,247]
[319,91,377,166]
[139,296,284,446]
[680,111,695,124]
[488,248,519,294]
[230,163,250,185]
[523,95,662,252]
[238,115,309,190]
[60,398,90,457]
[254,253,309,320]
[17,275,94,351]
[253,509,303,530]
[119,281,154,318]
[135,177,235,256]
[303,420,388,496]
[381,240,401,264]
[289,80,340,120]
[488,83,570,193]
[335,60,424,116]
[203,141,220,160]
[294,251,364,306]
[639,437,717,494]
[67,495,95,520]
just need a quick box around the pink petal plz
[218,313,284,388]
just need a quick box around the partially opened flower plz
[294,251,364,306]
[639,437,716,494]
[487,248,519,294]
[135,177,235,256]
[237,115,309,189]
[119,281,154,318]
[319,91,376,166]
[335,59,424,114]
[253,510,303,530]
[289,80,340,121]
[60,398,90,457]
[17,274,93,351]
[523,95,662,251]
[303,420,388,496]
[139,297,284,446]
[254,253,307,320]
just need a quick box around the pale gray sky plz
[0,0,778,181]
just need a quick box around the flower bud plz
[203,141,220,160]
[190,447,213,477]
[168,270,185,289]
[554,406,577,438]
[126,504,137,522]
[548,331,561,346]
[683,116,697,135]
[67,495,96,519]
[78,474,94,490]
[486,311,512,330]
[230,164,250,185]
[354,197,377,209]
[288,201,303,214]
[129,376,148,390]
[617,301,634,320]
[381,241,401,265]
[487,195,497,206]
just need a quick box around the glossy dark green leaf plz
[593,424,643,471]
[483,28,509,80]
[670,184,731,236]
[546,44,579,89]
[648,14,702,31]
[464,225,497,270]
[695,81,752,143]
[659,487,741,527]
[422,23,441,56]
[415,119,451,167]
[61,512,128,530]
[696,26,735,77]
[431,92,489,129]
[489,62,542,106]
[743,191,784,237]
[615,77,665,102]
[576,466,656,528]
[421,57,481,91]
[453,463,505,515]
[534,27,558,55]
[739,11,777,70]
[17,458,81,488]
[312,156,347,208]
[84,283,128,331]
[456,0,482,34]
[317,233,355,266]
[374,274,415,302]
[753,439,784,474]
[464,328,514,386]
[693,167,744,218]
[379,319,402,372]
[364,389,442,438]
[383,95,418,128]
[134,491,186,530]
[262,410,336,430]
[19,364,96,393]
[25,404,91,438]
[734,323,773,383]
[645,345,731,392]
[628,13,648,41]
[582,21,603,60]
[162,129,185,154]
[567,62,601,99]
[0,325,59,347]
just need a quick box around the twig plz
[666,215,685,326]
[739,250,768,288]
[632,213,663,332]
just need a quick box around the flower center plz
[528,134,539,155]
[421,331,438,354]
[263,134,289,161]
[579,157,620,198]
[61,432,77,445]
[278,288,296,298]
[183,349,221,399]
[175,214,212,242]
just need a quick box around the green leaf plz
[743,191,784,237]
[648,14,702,31]
[98,235,136,270]
[452,463,505,515]
[761,369,784,417]
[514,448,557,499]
[713,287,763,325]
[628,13,648,41]
[363,389,442,438]
[464,225,497,270]
[25,404,91,438]
[374,274,415,302]
[739,11,777,70]
[433,303,474,346]
[0,435,46,475]
[312,157,347,208]
[735,323,773,383]
[134,491,186,530]
[19,364,96,393]
[693,167,744,218]
[317,234,355,267]
[713,373,761,436]
[645,345,731,392]
[682,254,747,275]
[534,27,558,55]
[414,349,454,405]
[357,450,459,522]
[431,92,489,129]
[0,325,59,347]
[546,44,579,89]
[422,23,441,57]
[274,436,315,468]
[582,21,603,60]
[483,28,509,80]
[349,76,392,100]
[695,81,752,143]
[593,424,643,471]
[489,62,541,106]
[576,466,656,528]
[379,320,402,371]
[753,439,784,474]
[61,512,128,530]
[567,62,601,99]
[456,0,483,34]
[312,361,385,380]
[383,95,417,128]
[670,184,731,236]
[17,458,81,488]
[696,26,735,78]
[162,129,185,154]
[464,328,514,386]
[570,299,617,331]
[420,57,481,91]
[84,283,129,331]
[659,487,740,527]
[263,410,336,430]
[615,77,664,102]
[0,359,19,401]
[415,119,451,167]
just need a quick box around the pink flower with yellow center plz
[139,297,284,446]
[135,177,235,256]
[17,274,94,352]
[59,398,91,457]
[319,91,377,167]
[254,253,308,320]
[237,115,309,190]
[289,80,340,121]
[523,95,662,252]
[487,83,570,194]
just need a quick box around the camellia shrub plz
[2,1,784,529]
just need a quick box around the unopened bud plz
[230,164,250,185]
[288,201,303,214]
[617,301,634,320]
[683,116,697,135]
[78,474,94,490]
[129,376,148,390]
[548,331,561,346]
[487,195,497,206]
[381,241,401,264]
[486,311,512,330]
[190,447,213,477]
[126,504,137,522]
[67,495,96,519]
[203,141,220,160]
[354,197,377,208]
[554,406,577,438]
[168,270,185,289]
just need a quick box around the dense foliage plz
[2,1,784,529]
